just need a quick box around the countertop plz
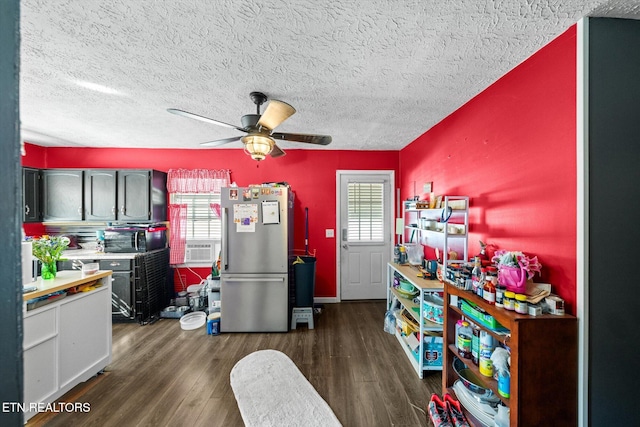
[388,262,443,290]
[23,270,112,301]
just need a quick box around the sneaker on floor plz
[443,393,471,427]
[428,393,453,427]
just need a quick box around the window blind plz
[347,182,384,242]
[170,193,221,240]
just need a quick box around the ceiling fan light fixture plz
[242,133,274,161]
[258,100,296,130]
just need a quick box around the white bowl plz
[180,311,206,330]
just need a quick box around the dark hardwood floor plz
[27,301,440,427]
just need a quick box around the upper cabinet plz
[38,168,167,223]
[42,169,85,221]
[117,169,167,222]
[22,167,41,223]
[84,169,117,221]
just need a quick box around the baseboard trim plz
[314,297,340,304]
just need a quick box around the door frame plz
[335,170,395,302]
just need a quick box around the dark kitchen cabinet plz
[42,169,84,221]
[57,257,135,320]
[117,169,167,222]
[84,169,117,221]
[42,169,167,223]
[100,258,135,320]
[22,167,41,223]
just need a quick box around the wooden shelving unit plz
[442,283,578,426]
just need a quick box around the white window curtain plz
[167,169,230,265]
[167,169,230,193]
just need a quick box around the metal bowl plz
[452,357,496,400]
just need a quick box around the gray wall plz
[0,0,23,425]
[588,17,640,426]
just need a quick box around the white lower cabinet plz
[24,338,57,406]
[59,288,112,388]
[23,273,112,422]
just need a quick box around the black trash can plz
[294,256,316,307]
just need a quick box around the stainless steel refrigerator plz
[220,186,294,332]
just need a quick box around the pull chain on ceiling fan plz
[167,91,332,161]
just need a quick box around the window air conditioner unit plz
[184,240,217,264]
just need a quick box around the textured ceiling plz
[19,0,640,152]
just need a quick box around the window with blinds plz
[347,182,385,242]
[170,193,221,240]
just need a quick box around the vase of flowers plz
[491,250,542,293]
[30,235,70,280]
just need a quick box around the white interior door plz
[338,171,393,300]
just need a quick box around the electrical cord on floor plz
[410,401,426,416]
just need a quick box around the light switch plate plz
[325,229,334,238]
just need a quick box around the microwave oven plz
[104,226,167,253]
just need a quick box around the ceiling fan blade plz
[271,132,332,146]
[200,136,242,147]
[257,100,296,130]
[270,144,286,158]
[167,108,246,132]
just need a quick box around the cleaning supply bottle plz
[211,261,218,278]
[456,321,472,359]
[471,323,480,365]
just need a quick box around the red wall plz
[22,145,399,297]
[400,26,577,312]
[21,26,578,307]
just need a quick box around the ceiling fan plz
[167,92,332,161]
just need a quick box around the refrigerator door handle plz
[224,277,285,283]
[222,207,229,270]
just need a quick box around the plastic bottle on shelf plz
[471,257,483,295]
[478,331,495,377]
[456,321,472,359]
[455,319,464,343]
[398,246,407,264]
[476,268,486,298]
[471,323,480,365]
[482,274,496,305]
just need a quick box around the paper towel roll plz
[22,241,34,284]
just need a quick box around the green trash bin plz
[294,256,316,307]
